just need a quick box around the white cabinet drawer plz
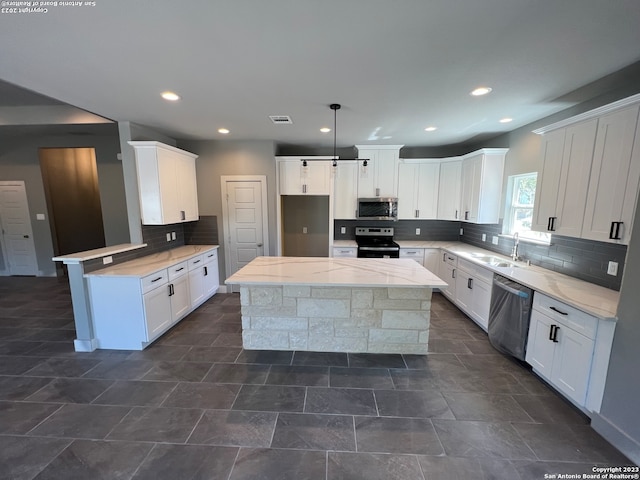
[188,254,204,271]
[332,247,357,258]
[442,251,457,266]
[533,292,598,339]
[203,249,218,264]
[141,270,168,294]
[168,261,189,281]
[400,248,425,258]
[457,258,493,284]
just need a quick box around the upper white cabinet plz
[129,141,199,225]
[333,160,359,219]
[460,149,507,223]
[278,158,331,195]
[397,160,440,219]
[355,145,402,198]
[582,105,640,244]
[437,159,462,221]
[531,119,598,237]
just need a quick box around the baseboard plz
[591,412,640,464]
[217,285,229,294]
[74,338,99,352]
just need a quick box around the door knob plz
[257,243,263,247]
[23,235,29,238]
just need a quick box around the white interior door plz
[0,181,38,276]
[222,177,268,290]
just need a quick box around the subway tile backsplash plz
[83,216,219,273]
[460,221,626,291]
[334,219,461,241]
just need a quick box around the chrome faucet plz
[511,232,520,261]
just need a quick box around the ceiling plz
[1,0,640,149]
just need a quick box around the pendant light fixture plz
[302,103,369,168]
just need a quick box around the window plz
[503,172,550,243]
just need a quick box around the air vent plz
[269,115,293,124]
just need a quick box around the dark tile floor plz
[0,277,633,479]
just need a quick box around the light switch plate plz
[302,227,308,234]
[166,233,171,242]
[482,234,486,242]
[340,226,346,234]
[459,228,464,235]
[416,228,421,235]
[607,261,618,276]
[492,236,499,245]
[171,232,176,240]
[36,213,46,220]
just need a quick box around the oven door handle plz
[358,246,400,252]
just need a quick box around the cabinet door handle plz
[375,187,380,197]
[552,325,560,343]
[203,266,208,276]
[610,221,623,240]
[443,253,447,262]
[548,216,557,232]
[549,306,568,316]
[452,269,456,279]
[180,210,186,221]
[609,222,617,239]
[455,209,458,219]
[168,284,174,296]
[151,276,163,283]
[467,278,473,289]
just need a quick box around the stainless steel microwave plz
[357,198,398,221]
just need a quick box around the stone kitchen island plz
[225,256,447,354]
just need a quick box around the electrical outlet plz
[340,226,346,234]
[415,228,421,235]
[607,261,618,276]
[103,256,113,265]
[482,234,486,242]
[171,231,176,240]
[459,228,464,235]
[302,227,308,234]
[492,236,499,245]
[166,233,171,242]
[36,213,45,220]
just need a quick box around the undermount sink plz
[469,253,519,268]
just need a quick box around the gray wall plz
[282,195,329,257]
[0,124,129,276]
[178,139,277,284]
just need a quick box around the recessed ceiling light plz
[320,127,331,133]
[161,91,180,101]
[499,117,513,123]
[470,87,492,96]
[424,126,437,132]
[218,128,230,134]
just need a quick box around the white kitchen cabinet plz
[460,149,507,223]
[332,246,357,258]
[526,292,597,407]
[397,160,440,219]
[582,105,640,244]
[423,249,440,274]
[355,145,402,198]
[87,248,220,350]
[333,160,358,219]
[278,159,331,195]
[438,251,457,301]
[129,141,199,225]
[455,258,493,330]
[531,119,598,236]
[400,247,425,265]
[437,159,462,220]
[202,249,220,298]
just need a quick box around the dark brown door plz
[39,147,106,256]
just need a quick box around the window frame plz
[503,172,551,244]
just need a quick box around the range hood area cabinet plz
[397,159,440,219]
[278,158,331,195]
[129,141,199,225]
[460,149,508,224]
[355,145,402,198]
[532,98,640,244]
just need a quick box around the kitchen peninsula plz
[225,256,447,354]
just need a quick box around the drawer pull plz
[151,276,163,283]
[176,267,185,272]
[207,254,215,258]
[549,306,568,316]
[193,259,201,264]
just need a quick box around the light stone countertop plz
[84,245,219,278]
[225,256,447,288]
[52,243,148,264]
[330,239,619,319]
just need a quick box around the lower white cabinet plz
[526,292,597,407]
[454,258,493,330]
[438,252,457,301]
[88,247,219,350]
[332,246,357,258]
[423,249,440,273]
[400,248,425,265]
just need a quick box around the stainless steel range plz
[355,227,400,258]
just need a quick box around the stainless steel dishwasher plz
[488,274,533,360]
